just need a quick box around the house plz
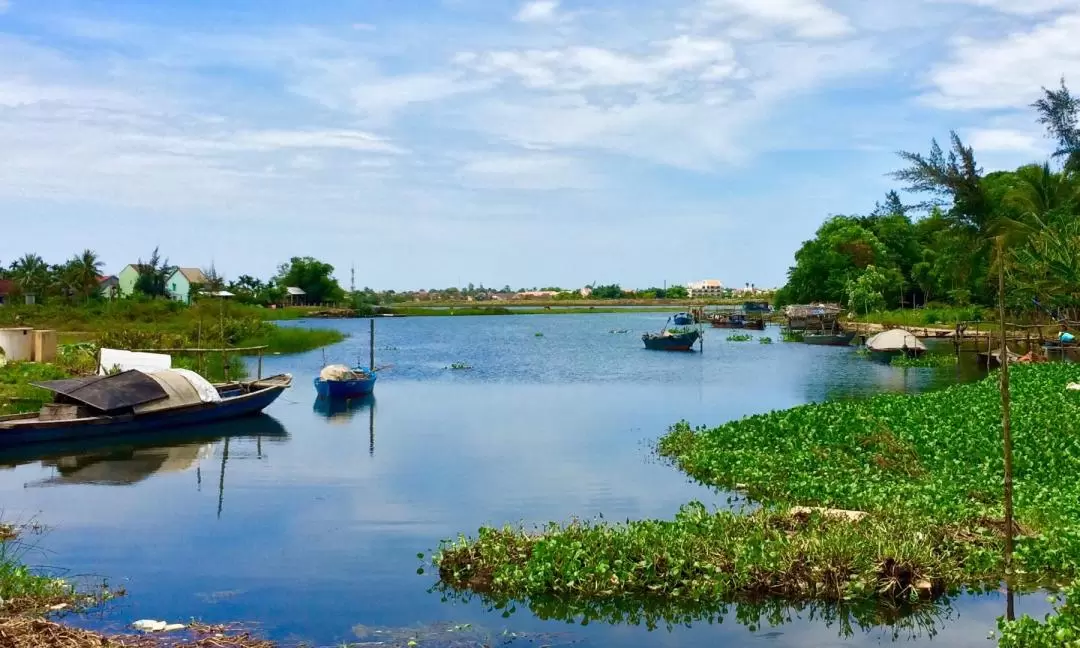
[117,264,148,297]
[98,275,119,300]
[0,279,13,306]
[687,279,725,299]
[165,268,208,304]
[285,286,307,306]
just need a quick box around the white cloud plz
[935,0,1078,15]
[460,36,739,91]
[514,0,561,23]
[967,128,1042,152]
[698,0,853,39]
[924,12,1080,110]
[458,153,598,190]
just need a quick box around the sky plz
[0,0,1074,291]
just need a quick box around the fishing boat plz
[865,329,926,362]
[642,329,700,351]
[313,365,377,399]
[672,312,695,326]
[0,369,292,447]
[743,317,767,331]
[802,331,856,346]
[709,313,746,328]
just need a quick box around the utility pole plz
[997,238,1015,579]
[350,264,356,295]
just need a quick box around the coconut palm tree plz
[65,249,103,301]
[9,253,50,298]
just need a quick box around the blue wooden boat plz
[0,370,292,447]
[643,329,700,351]
[672,312,695,326]
[313,365,377,399]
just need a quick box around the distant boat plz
[672,312,695,326]
[802,331,856,346]
[709,314,746,328]
[866,329,926,362]
[643,329,700,351]
[314,365,377,399]
[977,347,1021,369]
[0,370,292,447]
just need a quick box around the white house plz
[687,279,725,298]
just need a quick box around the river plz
[0,313,1046,646]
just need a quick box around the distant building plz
[579,286,593,297]
[285,286,307,306]
[514,291,559,299]
[0,279,13,306]
[687,280,725,298]
[98,275,119,300]
[166,268,208,304]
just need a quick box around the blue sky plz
[0,0,1073,290]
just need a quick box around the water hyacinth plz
[435,364,1080,624]
[726,334,753,342]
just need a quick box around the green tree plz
[1032,77,1080,172]
[133,247,175,298]
[845,265,890,314]
[782,216,888,305]
[9,253,50,298]
[276,257,345,304]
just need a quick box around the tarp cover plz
[135,370,205,414]
[32,370,169,413]
[866,329,927,352]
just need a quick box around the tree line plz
[776,79,1080,319]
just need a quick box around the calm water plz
[0,314,1045,646]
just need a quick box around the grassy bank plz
[435,364,1080,632]
[851,305,990,328]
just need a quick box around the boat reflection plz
[2,415,289,489]
[313,395,377,456]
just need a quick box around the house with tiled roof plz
[166,268,208,304]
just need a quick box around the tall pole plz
[998,238,1015,577]
[369,319,375,372]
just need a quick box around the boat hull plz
[313,375,376,399]
[709,320,743,329]
[802,332,856,346]
[672,314,694,326]
[643,331,700,351]
[0,379,290,447]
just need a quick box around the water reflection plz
[312,396,377,456]
[434,584,963,641]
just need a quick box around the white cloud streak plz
[514,0,562,23]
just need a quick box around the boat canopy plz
[32,370,169,413]
[866,329,927,352]
[32,369,221,415]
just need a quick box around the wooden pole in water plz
[257,348,263,380]
[369,319,375,372]
[998,238,1015,578]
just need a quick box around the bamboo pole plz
[998,238,1015,578]
[369,319,375,372]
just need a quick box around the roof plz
[97,275,117,283]
[866,329,927,352]
[0,279,14,295]
[286,286,307,296]
[32,370,169,413]
[784,304,843,318]
[173,268,208,284]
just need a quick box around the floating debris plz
[447,362,473,371]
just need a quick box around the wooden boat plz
[743,318,766,331]
[802,331,856,346]
[710,314,746,328]
[313,364,376,399]
[866,329,926,362]
[643,329,700,351]
[672,312,695,326]
[0,370,292,447]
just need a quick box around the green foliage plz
[589,284,624,299]
[276,256,345,304]
[845,265,891,314]
[759,336,773,344]
[0,363,70,415]
[783,216,890,305]
[726,334,753,342]
[781,330,804,342]
[889,353,957,368]
[998,583,1080,647]
[0,539,76,614]
[437,364,1080,623]
[448,362,472,370]
[133,247,175,298]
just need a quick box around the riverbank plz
[434,363,1080,633]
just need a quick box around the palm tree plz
[67,249,103,301]
[9,253,50,298]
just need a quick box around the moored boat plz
[865,329,926,362]
[709,314,746,328]
[802,331,856,346]
[0,370,292,447]
[643,329,700,351]
[672,312,695,326]
[314,365,377,399]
